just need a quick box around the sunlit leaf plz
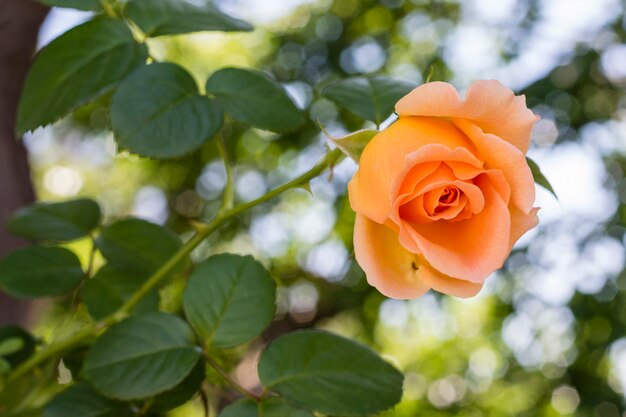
[322,76,415,125]
[183,254,276,348]
[258,330,404,416]
[111,63,222,158]
[95,218,182,274]
[83,313,200,400]
[0,246,83,298]
[206,68,304,133]
[7,198,101,242]
[320,126,378,162]
[126,0,252,37]
[81,264,159,320]
[17,18,147,133]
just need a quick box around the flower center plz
[434,186,459,213]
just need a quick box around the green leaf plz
[322,76,415,125]
[0,358,11,375]
[258,330,404,416]
[37,0,102,10]
[111,63,223,158]
[151,361,205,411]
[320,127,378,162]
[0,246,83,298]
[95,218,182,274]
[17,18,147,134]
[0,338,24,357]
[183,254,276,349]
[526,157,558,199]
[126,0,253,37]
[83,312,201,400]
[206,68,304,133]
[0,327,36,367]
[7,198,101,242]
[219,398,314,417]
[81,264,159,320]
[43,383,133,417]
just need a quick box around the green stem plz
[6,148,343,382]
[8,325,98,381]
[216,135,235,212]
[99,0,117,18]
[203,352,260,401]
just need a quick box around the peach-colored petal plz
[398,174,511,282]
[395,80,538,153]
[454,119,534,213]
[509,206,540,249]
[419,270,483,298]
[348,117,474,224]
[353,214,430,299]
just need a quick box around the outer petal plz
[419,270,483,298]
[398,174,511,282]
[454,119,535,214]
[510,206,540,249]
[395,80,538,153]
[348,117,473,224]
[353,214,429,299]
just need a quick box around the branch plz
[7,148,343,381]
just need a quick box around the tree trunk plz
[0,0,49,326]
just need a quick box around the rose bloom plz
[348,81,539,299]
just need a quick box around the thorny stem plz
[6,148,343,382]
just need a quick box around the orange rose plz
[348,80,540,299]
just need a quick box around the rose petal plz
[398,174,511,282]
[419,269,483,298]
[395,80,538,153]
[454,119,535,214]
[348,117,473,224]
[509,206,540,249]
[353,214,430,299]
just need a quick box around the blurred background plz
[22,0,626,415]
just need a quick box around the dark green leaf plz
[0,326,36,367]
[37,0,102,10]
[95,218,182,273]
[111,63,222,158]
[83,312,200,400]
[61,346,91,378]
[151,361,205,411]
[320,127,378,162]
[126,0,252,37]
[0,246,83,298]
[219,398,314,417]
[43,383,133,417]
[7,198,101,242]
[258,330,404,416]
[206,68,304,133]
[322,76,415,125]
[0,358,11,375]
[183,254,276,348]
[526,157,558,199]
[0,338,24,357]
[17,18,147,134]
[81,264,159,320]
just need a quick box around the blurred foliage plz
[18,0,626,415]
